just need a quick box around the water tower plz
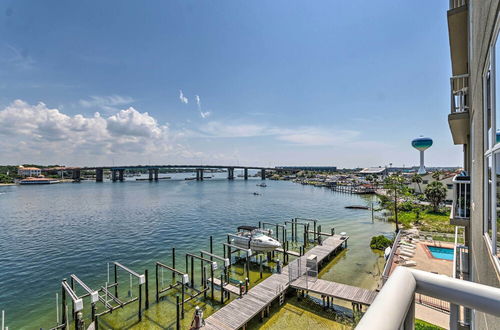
[412,136,433,174]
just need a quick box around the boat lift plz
[185,253,217,303]
[258,221,286,243]
[70,275,99,320]
[59,278,84,330]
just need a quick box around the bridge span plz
[42,165,295,182]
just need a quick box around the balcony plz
[447,1,468,76]
[448,75,470,144]
[356,267,500,330]
[450,175,470,226]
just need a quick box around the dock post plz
[138,283,142,321]
[322,295,325,309]
[259,256,263,279]
[318,225,322,246]
[145,269,149,309]
[220,274,224,304]
[176,295,180,330]
[181,282,185,318]
[155,264,159,302]
[331,227,335,236]
[203,267,207,299]
[303,229,307,248]
[172,247,176,282]
[246,254,250,282]
[61,279,67,329]
[210,236,213,257]
[114,264,118,298]
[245,278,249,294]
[239,281,243,298]
[282,228,286,244]
[211,264,214,301]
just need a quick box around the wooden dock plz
[208,278,242,296]
[289,278,377,305]
[203,235,355,330]
[275,248,301,257]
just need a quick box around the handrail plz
[356,267,500,329]
[379,230,402,287]
[450,75,469,113]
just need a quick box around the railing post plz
[450,303,459,330]
[403,298,415,330]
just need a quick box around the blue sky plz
[0,0,461,168]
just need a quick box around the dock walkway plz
[203,235,350,330]
[289,278,377,305]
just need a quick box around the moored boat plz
[230,226,281,253]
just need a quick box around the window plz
[483,38,500,261]
[447,184,453,189]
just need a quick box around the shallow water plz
[0,173,393,329]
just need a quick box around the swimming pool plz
[427,246,454,260]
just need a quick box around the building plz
[447,0,500,328]
[408,171,459,202]
[358,167,388,176]
[358,1,500,329]
[17,166,41,177]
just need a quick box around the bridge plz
[42,165,295,182]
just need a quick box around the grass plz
[390,209,454,233]
[415,319,445,330]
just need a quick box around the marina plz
[0,178,391,329]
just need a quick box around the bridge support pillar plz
[199,169,204,180]
[112,170,118,182]
[228,168,234,180]
[196,169,200,181]
[148,169,153,181]
[72,170,81,181]
[118,169,124,182]
[244,168,248,180]
[154,169,159,181]
[261,169,266,180]
[96,169,103,182]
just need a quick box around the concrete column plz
[261,169,266,180]
[149,169,153,181]
[199,169,204,181]
[154,169,159,181]
[72,170,81,181]
[244,168,248,180]
[96,169,103,182]
[112,170,118,182]
[196,169,201,181]
[118,169,124,182]
[228,168,234,180]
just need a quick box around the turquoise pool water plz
[428,246,454,260]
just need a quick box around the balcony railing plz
[449,0,468,10]
[356,267,500,330]
[451,175,470,225]
[451,74,469,113]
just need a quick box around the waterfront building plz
[276,166,337,172]
[358,1,500,329]
[17,166,41,177]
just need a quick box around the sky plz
[0,0,462,168]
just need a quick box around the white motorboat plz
[231,226,281,253]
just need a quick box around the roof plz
[19,167,41,170]
[359,167,386,174]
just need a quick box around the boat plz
[230,226,281,253]
[185,177,197,180]
[19,177,60,185]
[345,205,369,210]
[256,183,267,187]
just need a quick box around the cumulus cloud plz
[179,90,189,104]
[79,95,134,113]
[0,100,174,163]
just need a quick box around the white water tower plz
[412,136,433,174]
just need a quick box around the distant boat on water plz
[257,183,267,187]
[345,205,369,210]
[19,177,60,185]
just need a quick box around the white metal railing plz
[380,230,402,287]
[356,267,500,330]
[451,74,469,113]
[452,175,470,220]
[449,0,468,10]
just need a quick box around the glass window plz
[487,155,493,239]
[496,152,500,256]
[487,69,493,149]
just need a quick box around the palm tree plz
[425,181,447,212]
[432,170,443,181]
[411,173,423,194]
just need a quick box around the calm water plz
[0,173,393,329]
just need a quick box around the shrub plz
[370,235,393,250]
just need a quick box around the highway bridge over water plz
[42,165,295,182]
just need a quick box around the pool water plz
[428,246,454,260]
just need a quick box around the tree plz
[411,173,423,194]
[384,174,408,233]
[431,170,443,181]
[424,181,447,212]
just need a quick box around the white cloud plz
[0,100,176,164]
[195,95,201,108]
[79,95,134,113]
[200,111,211,119]
[192,121,359,146]
[179,90,189,104]
[195,95,211,119]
